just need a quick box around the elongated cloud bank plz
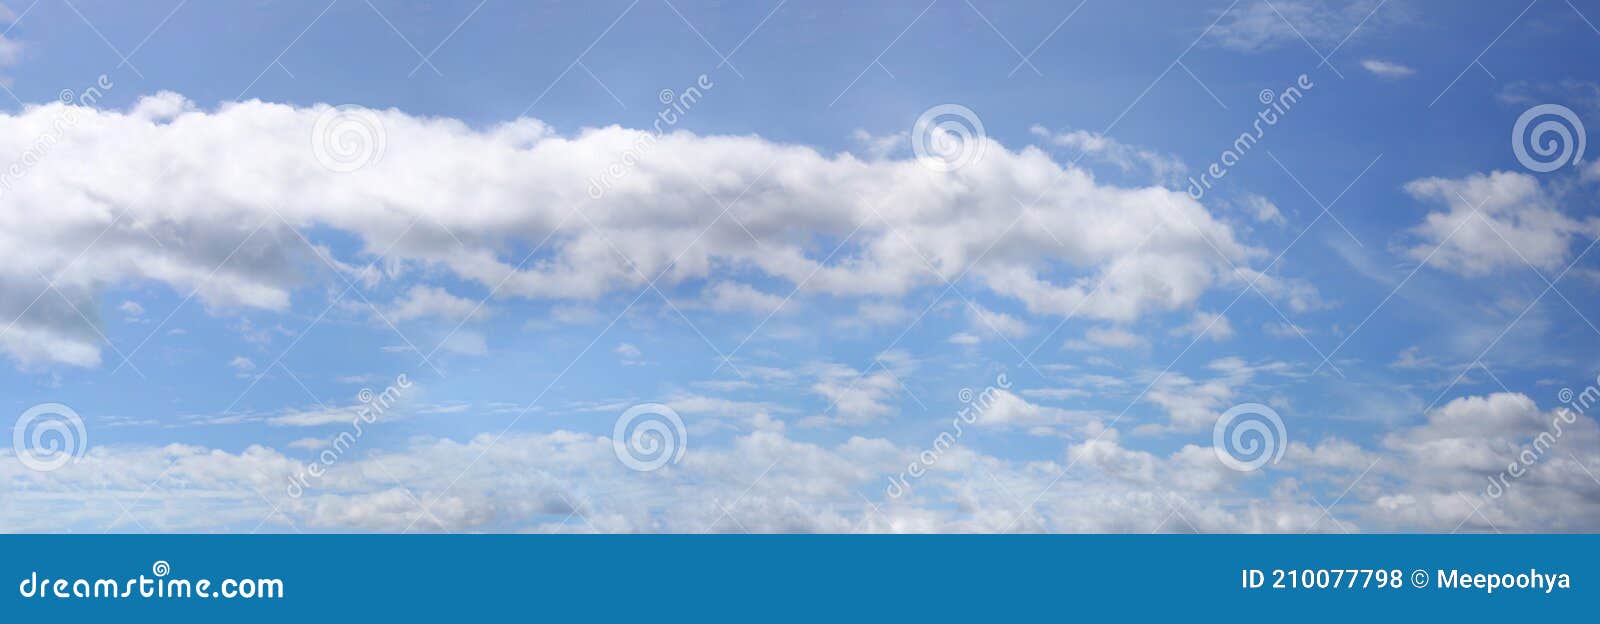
[4,390,1595,532]
[0,93,1258,368]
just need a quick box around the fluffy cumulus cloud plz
[1405,171,1598,276]
[0,93,1261,368]
[1366,393,1600,531]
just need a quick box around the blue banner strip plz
[1,535,1591,621]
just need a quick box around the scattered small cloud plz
[1207,1,1401,53]
[1263,321,1310,339]
[1361,59,1415,78]
[1066,326,1148,350]
[1029,124,1186,185]
[947,332,981,346]
[968,304,1029,339]
[836,301,910,329]
[288,437,329,450]
[615,342,644,365]
[1497,80,1600,116]
[118,300,145,322]
[851,129,908,160]
[1240,194,1285,225]
[435,331,488,356]
[387,285,487,323]
[701,281,789,315]
[1173,311,1234,342]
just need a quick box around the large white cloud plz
[0,93,1260,367]
[1405,171,1598,276]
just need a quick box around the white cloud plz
[5,390,1595,532]
[1263,320,1310,339]
[118,300,145,317]
[1367,393,1600,531]
[975,389,1102,433]
[1172,310,1235,342]
[0,428,1303,533]
[1361,59,1415,78]
[1405,171,1596,276]
[1068,326,1147,350]
[228,355,256,372]
[803,354,914,427]
[967,303,1029,339]
[851,129,908,160]
[1136,357,1285,433]
[1028,124,1186,184]
[1497,80,1600,116]
[1208,1,1398,52]
[947,332,980,345]
[837,301,911,329]
[0,94,1259,368]
[435,330,488,356]
[614,342,642,363]
[701,281,788,315]
[1021,387,1089,401]
[386,285,486,323]
[1240,194,1284,225]
[0,34,19,68]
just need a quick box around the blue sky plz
[2,0,1600,532]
